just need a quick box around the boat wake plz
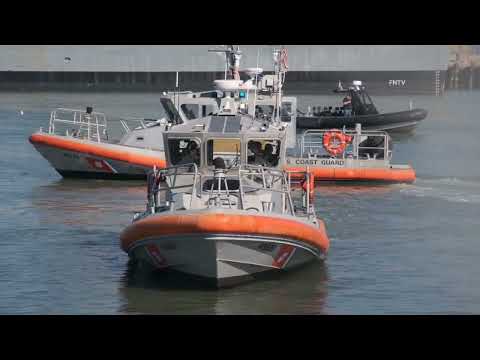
[398,177,480,204]
[416,176,480,188]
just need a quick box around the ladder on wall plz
[435,71,441,96]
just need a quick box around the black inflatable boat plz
[296,81,428,133]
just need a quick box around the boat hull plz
[128,234,322,288]
[296,109,428,133]
[29,132,166,180]
[120,212,329,288]
[29,133,414,183]
[286,160,416,183]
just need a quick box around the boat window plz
[255,105,274,121]
[167,138,201,166]
[280,102,293,122]
[181,104,199,120]
[160,97,182,125]
[202,178,240,192]
[202,105,215,117]
[206,138,241,169]
[247,139,281,167]
[200,91,219,98]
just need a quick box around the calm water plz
[1,90,479,314]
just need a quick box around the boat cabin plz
[158,76,297,150]
[142,111,314,216]
[163,113,287,174]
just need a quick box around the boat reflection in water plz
[118,261,329,315]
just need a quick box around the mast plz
[252,48,261,118]
[273,46,288,123]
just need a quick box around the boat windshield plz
[255,105,274,121]
[167,138,201,166]
[280,102,293,122]
[206,138,241,169]
[181,104,199,120]
[160,98,182,124]
[361,91,378,114]
[247,139,281,167]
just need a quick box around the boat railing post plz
[87,114,91,140]
[354,123,361,159]
[261,167,267,189]
[304,167,310,210]
[284,171,294,216]
[49,111,53,134]
[96,114,101,143]
[282,171,292,214]
[238,168,245,210]
[223,171,233,209]
[190,164,198,209]
[385,134,390,162]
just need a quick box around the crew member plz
[343,95,352,116]
[263,143,278,167]
[248,141,265,166]
[179,141,200,165]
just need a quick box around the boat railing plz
[286,169,317,217]
[238,165,317,219]
[47,108,165,143]
[48,108,108,143]
[118,117,169,132]
[301,128,391,161]
[145,164,315,219]
[147,164,199,213]
[237,165,296,216]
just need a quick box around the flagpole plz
[253,48,260,118]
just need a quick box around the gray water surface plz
[0,90,479,314]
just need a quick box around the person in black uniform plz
[343,95,352,116]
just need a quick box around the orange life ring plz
[323,130,352,156]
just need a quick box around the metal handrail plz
[48,108,108,143]
[147,164,199,213]
[300,128,390,160]
[146,164,314,218]
[46,108,160,143]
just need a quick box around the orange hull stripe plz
[120,213,329,254]
[29,133,166,169]
[286,166,416,183]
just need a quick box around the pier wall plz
[0,45,449,95]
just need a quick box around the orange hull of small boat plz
[120,212,329,254]
[29,133,414,183]
[286,166,416,183]
[29,133,166,169]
